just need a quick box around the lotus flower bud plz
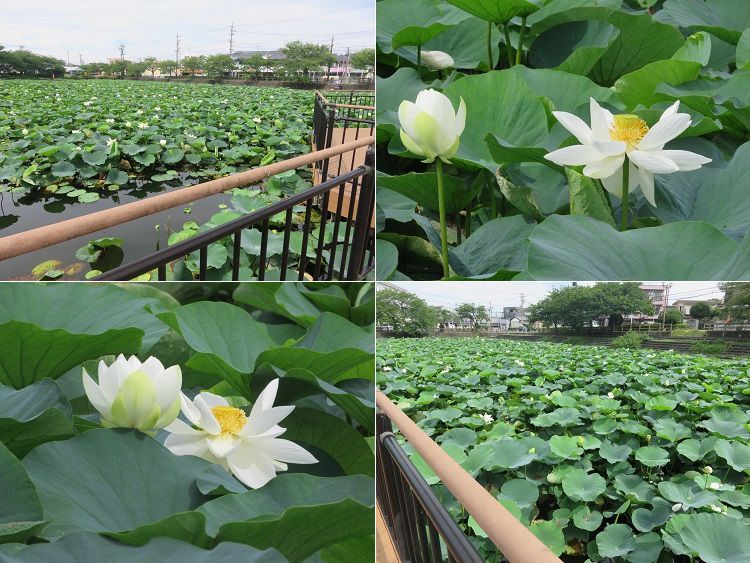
[703,466,713,474]
[547,473,561,484]
[398,89,466,164]
[83,355,182,433]
[421,50,454,70]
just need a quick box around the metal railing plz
[377,392,563,563]
[377,413,483,563]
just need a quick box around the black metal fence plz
[95,150,374,281]
[377,414,483,563]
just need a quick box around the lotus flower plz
[398,89,466,164]
[421,50,454,70]
[164,379,317,489]
[545,98,711,206]
[83,355,182,433]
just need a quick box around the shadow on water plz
[0,172,243,280]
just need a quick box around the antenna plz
[175,34,181,65]
[520,293,526,310]
[229,22,235,55]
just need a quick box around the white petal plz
[206,434,242,458]
[248,379,279,420]
[153,365,182,413]
[591,139,626,157]
[454,97,466,139]
[179,392,203,427]
[583,154,626,179]
[589,98,614,141]
[545,144,603,166]
[398,100,421,140]
[243,405,295,436]
[638,167,656,206]
[164,427,208,457]
[198,392,230,409]
[658,150,712,171]
[601,161,639,198]
[227,447,277,489]
[194,394,221,435]
[140,356,165,379]
[82,369,111,419]
[662,100,680,118]
[628,150,680,174]
[417,89,456,127]
[637,113,691,151]
[552,111,592,145]
[164,418,199,435]
[254,438,318,465]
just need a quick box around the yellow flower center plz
[609,114,649,147]
[211,406,247,435]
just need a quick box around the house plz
[64,65,83,76]
[673,299,722,317]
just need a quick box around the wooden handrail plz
[376,391,563,563]
[0,136,374,261]
[334,103,375,111]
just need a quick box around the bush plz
[564,336,588,345]
[691,340,732,355]
[673,328,706,337]
[612,332,651,349]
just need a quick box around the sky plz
[382,282,725,312]
[0,0,374,64]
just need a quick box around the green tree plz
[126,61,147,77]
[689,302,712,326]
[720,283,750,322]
[658,309,683,326]
[456,303,489,330]
[376,287,439,337]
[242,53,273,80]
[350,48,375,72]
[280,41,336,78]
[143,56,159,78]
[0,49,64,77]
[159,60,178,77]
[109,59,129,78]
[180,55,205,77]
[204,54,235,77]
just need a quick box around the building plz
[672,299,722,317]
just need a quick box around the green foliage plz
[204,54,236,77]
[180,55,206,76]
[455,303,489,329]
[689,301,712,321]
[379,337,750,561]
[0,48,64,77]
[690,340,732,355]
[611,331,650,349]
[659,309,683,325]
[350,48,375,72]
[279,41,336,77]
[721,282,750,322]
[0,282,375,560]
[376,286,439,337]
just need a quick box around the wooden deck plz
[377,504,401,563]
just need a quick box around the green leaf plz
[657,481,717,509]
[499,479,539,509]
[376,239,398,281]
[599,440,632,463]
[714,439,750,472]
[81,150,107,166]
[0,284,165,387]
[376,0,453,52]
[572,504,603,532]
[596,523,636,558]
[0,441,43,524]
[562,469,606,502]
[0,380,74,458]
[162,148,184,164]
[529,20,619,76]
[526,215,739,280]
[566,168,616,227]
[549,435,583,460]
[659,0,750,45]
[50,161,76,178]
[22,429,212,538]
[78,192,100,203]
[445,0,539,23]
[614,58,702,111]
[105,512,212,548]
[632,498,671,533]
[529,520,565,556]
[106,169,129,185]
[737,28,750,69]
[377,171,474,214]
[664,512,750,563]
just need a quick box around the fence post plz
[346,147,375,280]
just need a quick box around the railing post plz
[346,147,375,280]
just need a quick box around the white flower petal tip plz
[545,99,712,204]
[399,89,464,163]
[421,50,455,70]
[164,378,316,489]
[83,356,182,433]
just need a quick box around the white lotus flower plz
[105,118,115,124]
[480,413,494,424]
[138,122,149,129]
[710,504,722,513]
[607,392,615,399]
[164,379,317,489]
[83,355,182,433]
[253,117,262,124]
[83,101,92,106]
[545,98,711,206]
[136,109,144,115]
[21,128,28,135]
[159,139,167,146]
[422,50,454,70]
[703,466,713,474]
[106,137,115,148]
[709,482,720,490]
[125,121,132,128]
[71,129,81,134]
[398,89,466,164]
[672,503,683,512]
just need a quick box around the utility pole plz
[327,37,335,81]
[175,34,181,65]
[229,22,235,55]
[345,47,351,82]
[119,44,125,60]
[79,54,83,65]
[520,293,526,311]
[66,50,70,65]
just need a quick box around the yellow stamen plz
[610,114,649,147]
[211,406,247,435]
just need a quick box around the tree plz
[280,41,336,78]
[0,48,64,77]
[376,287,440,337]
[180,55,206,77]
[350,48,375,72]
[143,56,159,78]
[242,53,273,80]
[658,309,683,325]
[455,303,489,330]
[689,302,712,327]
[109,59,129,78]
[159,60,178,77]
[720,283,750,322]
[204,54,235,77]
[126,61,147,77]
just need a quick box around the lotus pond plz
[378,337,750,562]
[376,0,750,280]
[0,80,314,280]
[0,282,375,562]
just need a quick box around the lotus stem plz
[487,21,494,70]
[503,24,513,67]
[516,17,527,66]
[490,183,497,218]
[621,156,630,231]
[417,44,422,74]
[436,159,450,279]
